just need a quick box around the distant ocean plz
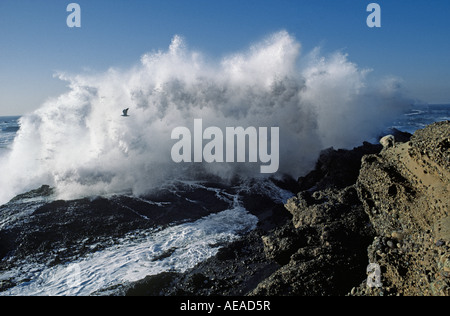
[391,104,450,134]
[0,116,20,156]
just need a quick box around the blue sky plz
[0,0,449,115]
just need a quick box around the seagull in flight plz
[122,108,129,117]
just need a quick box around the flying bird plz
[122,108,129,117]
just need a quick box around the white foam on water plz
[0,205,257,296]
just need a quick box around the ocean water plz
[0,31,448,296]
[0,116,20,156]
[391,104,450,134]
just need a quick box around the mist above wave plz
[0,31,410,204]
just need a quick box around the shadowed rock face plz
[248,141,382,296]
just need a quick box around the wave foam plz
[0,31,410,204]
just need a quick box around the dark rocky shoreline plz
[119,135,383,296]
[122,121,449,296]
[1,121,449,296]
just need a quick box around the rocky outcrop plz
[251,186,374,296]
[255,121,449,296]
[248,141,382,296]
[251,121,449,296]
[354,121,450,296]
